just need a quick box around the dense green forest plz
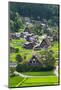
[9,2,59,33]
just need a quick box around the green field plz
[21,76,58,86]
[9,76,23,87]
[22,71,55,76]
[9,75,58,87]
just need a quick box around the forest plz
[9,2,59,32]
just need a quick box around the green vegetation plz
[9,2,59,87]
[10,38,58,62]
[49,41,59,60]
[9,75,58,87]
[22,71,55,76]
[21,76,58,86]
[9,76,23,87]
[10,2,59,28]
[16,54,23,63]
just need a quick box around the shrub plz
[16,54,23,63]
[15,48,19,53]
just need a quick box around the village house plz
[23,42,34,49]
[20,26,33,38]
[34,36,51,50]
[40,37,51,48]
[25,35,38,43]
[28,55,41,66]
[10,33,21,39]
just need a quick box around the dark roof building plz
[28,55,41,66]
[34,36,51,50]
[10,33,21,39]
[23,42,34,49]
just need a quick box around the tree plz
[14,12,23,32]
[39,50,56,70]
[10,12,23,32]
[10,20,15,32]
[15,48,19,53]
[16,54,23,63]
[44,50,56,70]
[33,24,42,35]
[9,2,59,26]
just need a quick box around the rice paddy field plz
[9,75,58,87]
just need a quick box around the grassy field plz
[9,75,58,87]
[20,76,58,87]
[22,71,55,76]
[10,38,33,62]
[9,75,23,87]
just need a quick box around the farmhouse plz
[23,42,34,49]
[25,35,38,43]
[20,31,33,39]
[10,33,21,39]
[34,36,51,50]
[28,55,41,66]
[40,37,51,48]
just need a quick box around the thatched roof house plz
[28,55,41,66]
[34,36,51,50]
[23,42,34,49]
[40,37,51,48]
